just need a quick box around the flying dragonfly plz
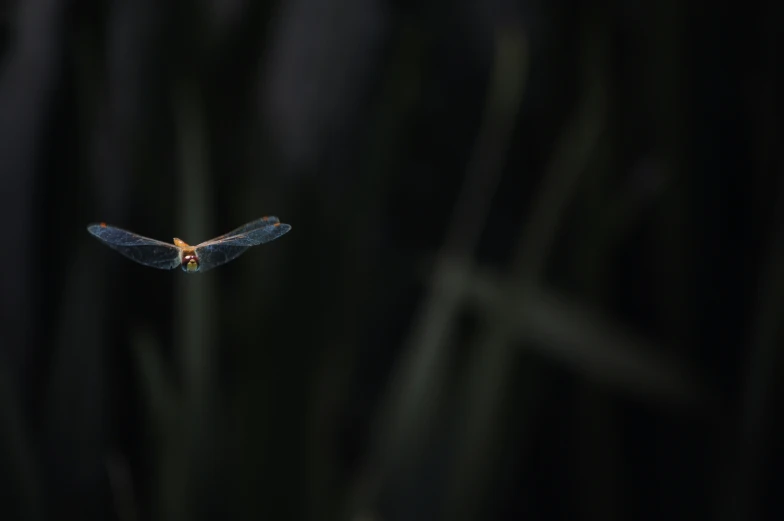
[87,216,291,273]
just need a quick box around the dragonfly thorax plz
[181,252,200,273]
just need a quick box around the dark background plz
[1,0,781,520]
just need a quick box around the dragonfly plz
[87,216,291,273]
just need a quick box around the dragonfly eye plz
[181,253,200,273]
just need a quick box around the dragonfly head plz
[181,252,200,273]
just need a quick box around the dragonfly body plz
[172,237,200,272]
[87,216,291,273]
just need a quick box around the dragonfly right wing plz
[210,216,281,241]
[87,223,182,270]
[193,243,252,273]
[194,221,291,272]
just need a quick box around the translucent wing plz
[195,222,292,272]
[192,244,252,273]
[87,223,182,270]
[242,222,292,245]
[210,216,281,241]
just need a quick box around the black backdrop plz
[0,1,781,520]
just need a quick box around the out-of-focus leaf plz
[455,262,705,406]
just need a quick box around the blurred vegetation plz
[0,1,781,520]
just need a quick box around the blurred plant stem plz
[174,83,216,400]
[351,23,528,520]
[132,83,217,521]
[0,365,41,521]
[443,19,606,521]
[106,452,141,521]
[317,22,424,521]
[649,0,693,357]
[176,82,218,521]
[724,7,779,520]
[44,242,113,520]
[567,60,623,521]
[731,147,784,521]
[460,264,701,403]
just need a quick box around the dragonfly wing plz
[211,216,281,241]
[87,224,182,270]
[194,223,291,271]
[194,244,252,272]
[244,223,292,245]
[196,222,291,248]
